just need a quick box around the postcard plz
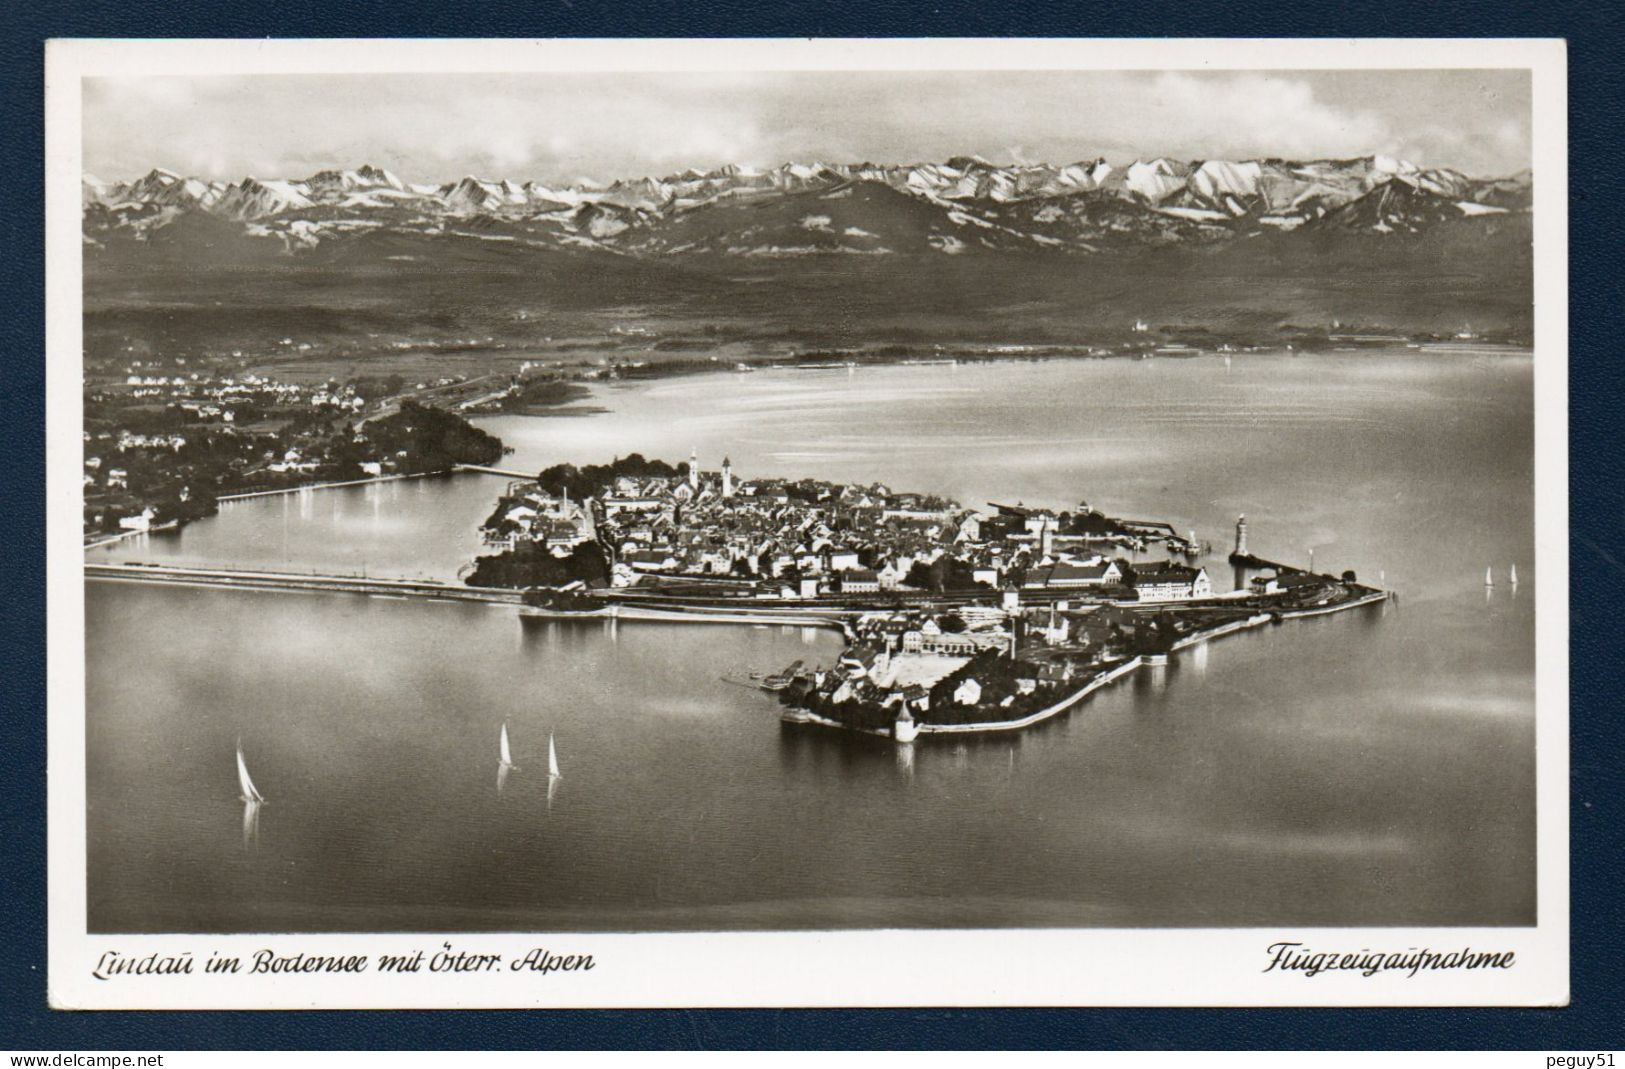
[45,37,1567,1008]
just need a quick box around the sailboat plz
[499,721,516,768]
[1485,566,1495,587]
[548,733,561,779]
[236,738,265,804]
[1509,564,1519,585]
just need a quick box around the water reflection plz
[241,800,261,850]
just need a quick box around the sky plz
[82,69,1532,185]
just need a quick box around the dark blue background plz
[3,1,1620,1050]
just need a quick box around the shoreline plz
[783,587,1388,742]
[539,339,1533,395]
[522,603,851,631]
[214,470,447,502]
[84,467,515,551]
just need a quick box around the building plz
[627,549,679,572]
[118,507,156,532]
[827,548,862,572]
[1252,571,1321,596]
[901,626,980,656]
[841,568,881,594]
[1025,559,1123,588]
[1131,562,1213,602]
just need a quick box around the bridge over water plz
[85,562,524,604]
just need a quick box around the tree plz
[536,453,683,501]
[364,400,504,472]
[466,541,610,590]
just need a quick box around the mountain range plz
[81,154,1534,359]
[83,154,1531,259]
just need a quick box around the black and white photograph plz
[45,38,1568,1008]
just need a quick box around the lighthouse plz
[1234,514,1248,557]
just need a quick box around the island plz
[464,454,1387,740]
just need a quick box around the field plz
[83,213,1533,384]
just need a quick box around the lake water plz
[87,350,1537,931]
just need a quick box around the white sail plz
[1485,566,1494,587]
[236,739,265,804]
[548,733,561,779]
[500,721,514,767]
[1509,564,1519,585]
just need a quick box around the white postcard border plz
[45,36,1569,1009]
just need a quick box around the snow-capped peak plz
[355,164,405,191]
[213,176,314,220]
[1371,155,1421,176]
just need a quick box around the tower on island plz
[722,456,733,498]
[1234,514,1248,557]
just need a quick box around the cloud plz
[1133,72,1393,160]
[81,70,1529,184]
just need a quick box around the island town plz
[84,381,1390,744]
[465,453,1388,741]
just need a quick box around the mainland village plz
[472,453,1387,740]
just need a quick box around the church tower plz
[1234,514,1248,557]
[689,447,699,490]
[721,455,733,498]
